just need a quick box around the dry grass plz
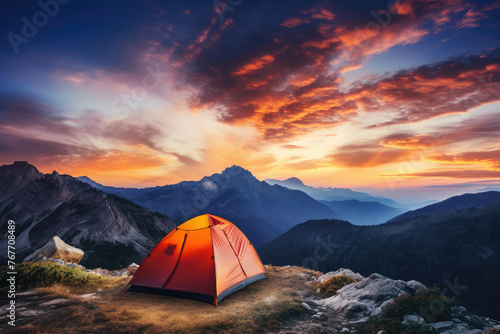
[11,265,320,334]
[37,284,74,299]
[315,274,357,297]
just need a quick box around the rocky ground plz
[1,263,499,333]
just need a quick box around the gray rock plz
[340,328,350,333]
[406,280,427,295]
[403,314,425,326]
[24,236,84,264]
[428,321,453,332]
[301,302,313,312]
[316,268,364,283]
[469,315,491,329]
[451,306,466,317]
[39,299,68,307]
[311,314,321,320]
[346,302,368,314]
[111,269,128,277]
[19,310,45,317]
[319,273,426,321]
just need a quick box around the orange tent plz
[126,214,268,305]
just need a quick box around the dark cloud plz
[0,95,170,169]
[379,112,500,151]
[361,50,500,128]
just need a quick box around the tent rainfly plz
[126,214,268,305]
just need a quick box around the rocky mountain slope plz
[0,162,176,269]
[319,199,405,225]
[78,166,341,247]
[260,202,500,319]
[387,191,500,223]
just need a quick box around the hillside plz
[78,166,341,247]
[0,162,176,269]
[387,191,500,223]
[319,199,405,225]
[260,203,500,319]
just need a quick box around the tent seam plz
[208,230,218,304]
[161,232,188,288]
[222,229,248,278]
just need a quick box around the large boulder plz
[318,273,427,321]
[23,236,84,264]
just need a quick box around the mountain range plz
[79,166,341,247]
[259,192,500,319]
[0,162,176,269]
[79,169,424,229]
[319,199,405,225]
[264,177,437,209]
[387,191,500,223]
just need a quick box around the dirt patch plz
[1,266,324,333]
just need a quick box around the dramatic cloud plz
[141,0,500,141]
[0,95,172,177]
[1,0,499,191]
[379,134,434,149]
[427,150,500,169]
[329,142,409,168]
[381,113,500,150]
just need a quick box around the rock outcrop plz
[318,273,427,321]
[24,236,84,264]
[312,271,500,333]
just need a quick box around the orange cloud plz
[281,17,310,28]
[311,8,335,20]
[391,0,413,16]
[379,135,434,149]
[427,150,500,169]
[329,142,409,168]
[382,170,500,179]
[233,55,275,76]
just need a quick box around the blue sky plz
[1,0,499,200]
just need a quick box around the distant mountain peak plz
[283,177,304,186]
[76,176,105,189]
[224,165,247,172]
[221,165,253,178]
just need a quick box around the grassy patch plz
[383,287,460,322]
[0,262,112,294]
[316,274,356,297]
[484,329,500,334]
[356,287,459,334]
[37,284,74,299]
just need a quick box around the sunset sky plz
[1,0,499,200]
